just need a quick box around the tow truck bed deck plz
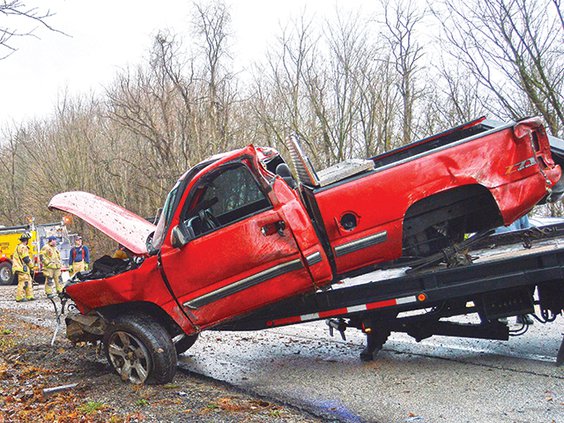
[217,233,564,337]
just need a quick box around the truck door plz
[159,153,332,329]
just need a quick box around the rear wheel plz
[0,262,13,285]
[103,314,177,384]
[403,220,465,257]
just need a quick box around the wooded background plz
[0,0,562,257]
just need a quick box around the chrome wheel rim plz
[0,267,11,283]
[107,331,151,384]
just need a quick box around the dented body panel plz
[312,117,559,274]
[64,255,196,334]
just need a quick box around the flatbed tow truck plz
[215,225,564,365]
[50,211,564,385]
[49,116,563,384]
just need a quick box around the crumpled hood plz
[49,191,155,255]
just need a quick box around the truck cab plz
[50,145,332,336]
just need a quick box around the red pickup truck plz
[49,116,561,384]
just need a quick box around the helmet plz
[19,232,32,241]
[47,235,57,242]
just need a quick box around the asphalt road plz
[178,317,564,423]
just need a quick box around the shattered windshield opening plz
[152,182,180,251]
[151,159,218,251]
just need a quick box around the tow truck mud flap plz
[479,287,534,320]
[538,280,564,315]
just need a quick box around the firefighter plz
[111,244,130,260]
[40,235,63,298]
[69,236,90,274]
[13,232,35,302]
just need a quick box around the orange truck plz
[0,221,72,285]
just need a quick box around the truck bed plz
[286,117,560,278]
[370,116,492,169]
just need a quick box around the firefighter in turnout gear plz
[13,232,35,302]
[40,235,63,298]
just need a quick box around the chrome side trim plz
[334,231,388,257]
[306,251,322,266]
[184,258,304,309]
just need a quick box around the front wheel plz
[0,262,13,285]
[103,314,177,384]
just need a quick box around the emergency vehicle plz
[0,220,73,285]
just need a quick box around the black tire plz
[173,333,199,355]
[0,262,13,285]
[103,314,177,385]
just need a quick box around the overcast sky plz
[0,0,380,126]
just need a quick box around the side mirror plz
[171,223,197,248]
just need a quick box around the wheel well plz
[97,302,184,338]
[402,184,502,256]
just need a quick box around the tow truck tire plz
[0,262,13,285]
[173,333,199,355]
[103,314,177,385]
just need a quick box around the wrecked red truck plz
[48,116,563,384]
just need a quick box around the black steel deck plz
[217,239,564,331]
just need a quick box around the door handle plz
[261,220,286,237]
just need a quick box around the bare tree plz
[0,0,60,59]
[251,16,322,162]
[354,54,400,157]
[106,33,198,190]
[252,9,406,166]
[434,0,563,136]
[192,0,234,151]
[0,125,25,221]
[381,0,426,144]
[416,61,489,135]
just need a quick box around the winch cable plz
[471,222,564,250]
[405,229,493,273]
[392,223,564,274]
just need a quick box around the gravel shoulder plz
[0,286,322,422]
